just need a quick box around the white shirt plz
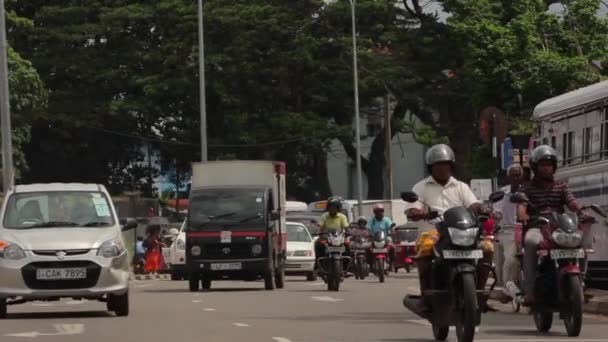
[411,176,480,215]
[493,185,518,227]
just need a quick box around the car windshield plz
[188,188,266,230]
[286,217,321,236]
[287,224,311,242]
[3,191,115,229]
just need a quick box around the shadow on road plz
[4,311,113,320]
[483,328,566,337]
[250,312,415,325]
[143,287,265,293]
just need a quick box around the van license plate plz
[443,249,483,259]
[551,249,584,260]
[36,268,87,280]
[210,263,242,271]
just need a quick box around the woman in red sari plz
[144,225,165,274]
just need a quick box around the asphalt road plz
[1,272,608,342]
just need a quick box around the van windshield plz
[3,191,115,229]
[188,189,266,230]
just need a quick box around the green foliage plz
[509,116,536,135]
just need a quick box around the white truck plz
[185,161,287,291]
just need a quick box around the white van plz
[0,183,137,318]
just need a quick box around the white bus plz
[533,79,608,288]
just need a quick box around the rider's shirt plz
[494,185,519,227]
[519,178,575,214]
[319,212,349,232]
[411,176,479,214]
[367,216,393,235]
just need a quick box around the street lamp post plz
[198,0,208,162]
[349,0,364,217]
[0,0,14,191]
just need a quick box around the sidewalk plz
[489,288,608,315]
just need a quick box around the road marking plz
[31,300,84,307]
[194,293,202,296]
[311,296,344,302]
[4,324,85,338]
[203,308,216,311]
[192,300,203,303]
[307,282,324,286]
[134,284,153,288]
[233,323,250,327]
[449,326,479,332]
[272,338,293,342]
[405,319,431,326]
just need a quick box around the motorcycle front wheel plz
[327,258,341,291]
[432,324,449,341]
[455,273,477,342]
[563,275,583,337]
[376,258,385,283]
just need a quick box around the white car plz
[0,183,137,318]
[285,222,317,281]
[169,220,187,280]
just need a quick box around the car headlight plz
[293,250,313,257]
[0,240,26,260]
[176,239,185,250]
[552,231,582,248]
[373,241,386,249]
[97,238,126,258]
[191,245,201,256]
[447,227,479,246]
[251,244,263,256]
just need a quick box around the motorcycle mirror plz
[590,204,607,218]
[489,190,505,203]
[401,191,419,203]
[510,192,528,204]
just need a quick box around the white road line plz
[449,326,479,332]
[311,296,344,302]
[192,300,203,303]
[307,282,324,286]
[233,323,250,327]
[405,319,431,326]
[203,308,216,311]
[272,338,293,342]
[134,284,153,288]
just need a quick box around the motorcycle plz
[351,235,371,280]
[401,190,505,342]
[132,254,146,275]
[370,230,392,283]
[510,192,607,337]
[393,225,418,273]
[317,231,351,291]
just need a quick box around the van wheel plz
[189,273,200,292]
[0,298,6,319]
[108,291,129,317]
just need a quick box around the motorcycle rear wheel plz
[563,275,583,337]
[455,273,477,342]
[432,324,449,341]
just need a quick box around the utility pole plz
[349,0,363,217]
[0,0,14,191]
[198,0,208,162]
[384,94,393,200]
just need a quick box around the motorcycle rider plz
[315,197,350,264]
[350,216,371,237]
[406,144,492,311]
[368,204,395,269]
[516,145,585,305]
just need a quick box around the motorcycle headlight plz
[552,231,582,248]
[176,239,185,250]
[447,227,479,246]
[251,244,263,256]
[191,245,201,256]
[373,241,386,249]
[97,238,126,258]
[330,236,344,245]
[0,240,26,260]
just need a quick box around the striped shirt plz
[519,178,576,214]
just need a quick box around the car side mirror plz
[120,218,138,231]
[489,190,505,203]
[401,191,419,203]
[270,210,281,221]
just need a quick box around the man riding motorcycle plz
[315,196,350,264]
[368,204,395,268]
[406,144,493,311]
[515,145,592,305]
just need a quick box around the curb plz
[129,273,170,281]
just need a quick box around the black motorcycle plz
[401,190,504,342]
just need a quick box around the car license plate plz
[550,249,584,260]
[372,248,388,253]
[443,249,483,259]
[326,246,344,253]
[36,268,87,280]
[210,263,242,271]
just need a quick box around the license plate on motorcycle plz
[442,249,483,259]
[550,249,584,260]
[372,248,388,253]
[326,246,345,253]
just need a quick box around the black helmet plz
[326,196,343,211]
[529,145,558,174]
